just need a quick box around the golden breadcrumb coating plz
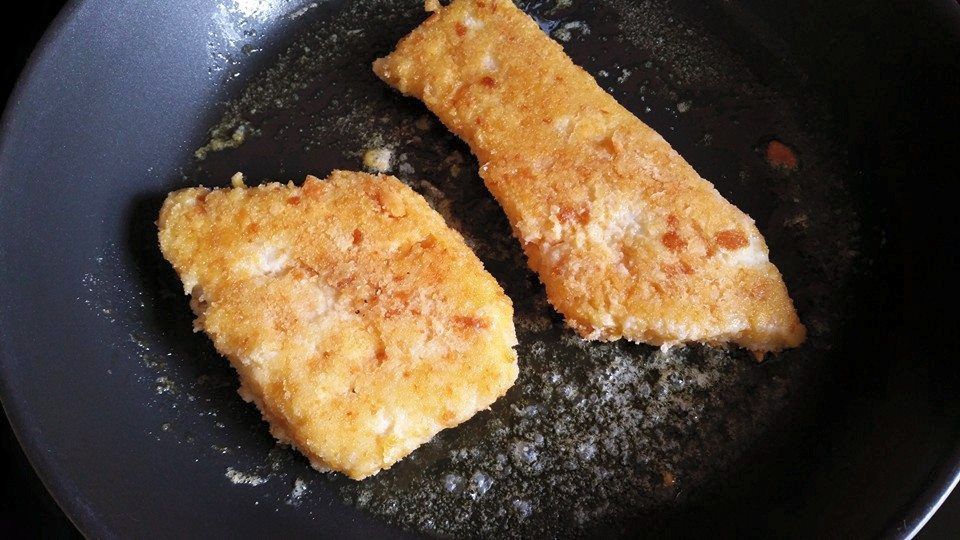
[373,0,805,354]
[158,171,518,480]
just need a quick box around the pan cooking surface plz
[109,0,863,535]
[14,0,951,537]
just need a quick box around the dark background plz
[0,1,956,538]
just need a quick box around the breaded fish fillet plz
[158,171,518,480]
[373,0,805,354]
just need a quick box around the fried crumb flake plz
[158,171,518,479]
[363,147,394,173]
[374,0,805,354]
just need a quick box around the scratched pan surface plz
[1,0,959,538]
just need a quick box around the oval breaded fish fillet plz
[373,0,805,355]
[158,171,518,480]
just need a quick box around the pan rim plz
[894,451,960,539]
[0,1,958,537]
[0,0,104,536]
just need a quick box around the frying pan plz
[1,0,958,537]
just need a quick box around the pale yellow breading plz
[374,0,805,354]
[158,171,518,479]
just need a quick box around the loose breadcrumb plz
[158,171,519,479]
[766,139,799,171]
[363,147,394,173]
[374,0,805,354]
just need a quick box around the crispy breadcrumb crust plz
[158,171,518,479]
[374,0,805,354]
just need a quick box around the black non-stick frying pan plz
[1,0,958,537]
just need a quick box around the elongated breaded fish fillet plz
[158,171,518,479]
[374,0,805,354]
